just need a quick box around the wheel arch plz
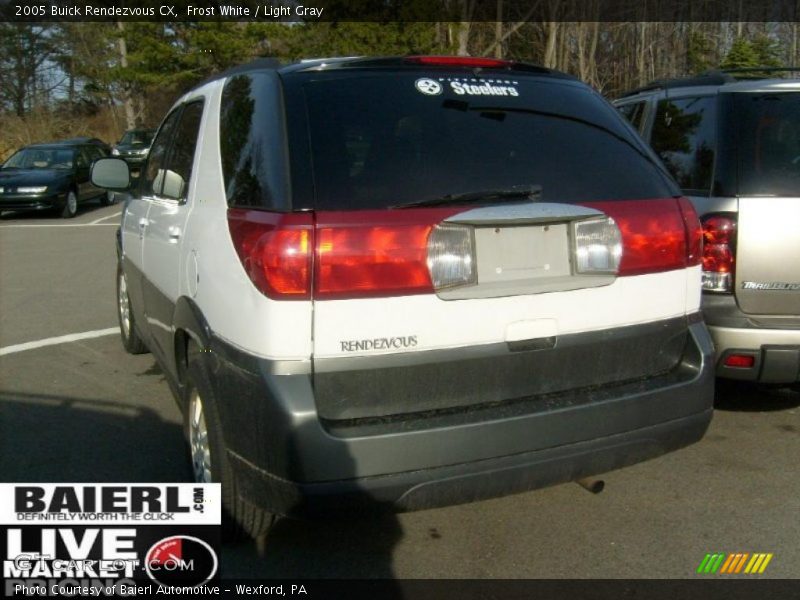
[173,296,213,392]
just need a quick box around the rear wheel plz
[117,263,148,354]
[61,190,78,219]
[100,191,115,206]
[185,356,275,540]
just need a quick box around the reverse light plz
[427,223,476,289]
[573,217,622,274]
[18,186,47,194]
[405,56,513,69]
[701,214,737,293]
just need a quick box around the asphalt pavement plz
[1,202,798,579]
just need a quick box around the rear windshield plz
[732,92,800,196]
[286,71,676,210]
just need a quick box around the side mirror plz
[161,169,186,200]
[91,157,131,191]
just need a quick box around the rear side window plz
[220,72,289,210]
[651,96,717,194]
[732,92,800,196]
[285,72,676,210]
[618,101,647,132]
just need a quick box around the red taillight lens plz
[724,354,755,368]
[405,55,513,69]
[582,199,691,276]
[227,209,313,300]
[678,197,703,267]
[314,209,457,299]
[701,214,737,292]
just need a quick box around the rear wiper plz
[392,184,542,209]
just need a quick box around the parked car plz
[0,140,111,218]
[112,129,156,168]
[93,56,714,538]
[616,69,800,384]
[59,136,112,155]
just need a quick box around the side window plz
[651,96,717,194]
[220,72,288,210]
[143,108,182,197]
[162,101,204,201]
[618,102,646,132]
[75,148,90,170]
[89,146,106,160]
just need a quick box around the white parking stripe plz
[0,328,118,357]
[0,223,118,229]
[90,211,122,225]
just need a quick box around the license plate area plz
[437,222,615,300]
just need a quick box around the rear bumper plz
[209,319,714,517]
[703,294,800,382]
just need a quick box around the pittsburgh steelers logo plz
[415,78,442,95]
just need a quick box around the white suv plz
[93,56,714,538]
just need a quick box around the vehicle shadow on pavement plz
[0,390,188,481]
[224,514,404,582]
[0,198,115,221]
[713,379,800,412]
[222,419,405,586]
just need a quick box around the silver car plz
[616,70,800,383]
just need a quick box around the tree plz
[721,37,760,69]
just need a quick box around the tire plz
[61,190,78,219]
[100,191,115,206]
[185,356,275,541]
[116,263,148,354]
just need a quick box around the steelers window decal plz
[415,78,442,95]
[145,535,218,586]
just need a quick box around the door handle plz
[138,218,148,229]
[168,225,182,242]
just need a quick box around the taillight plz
[405,56,513,69]
[227,209,313,300]
[583,199,694,276]
[723,354,754,368]
[701,214,737,293]
[678,197,703,267]
[315,208,461,299]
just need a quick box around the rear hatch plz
[277,59,701,421]
[725,91,800,316]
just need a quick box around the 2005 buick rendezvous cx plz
[92,56,715,537]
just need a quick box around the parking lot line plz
[0,223,119,228]
[90,211,122,225]
[0,327,117,356]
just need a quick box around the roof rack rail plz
[619,72,735,98]
[712,66,800,80]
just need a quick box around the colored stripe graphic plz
[700,552,774,575]
[758,554,773,574]
[698,553,726,574]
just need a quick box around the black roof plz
[189,55,575,93]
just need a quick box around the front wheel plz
[61,190,78,219]
[185,356,275,540]
[116,263,148,354]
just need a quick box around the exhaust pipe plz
[576,477,604,494]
